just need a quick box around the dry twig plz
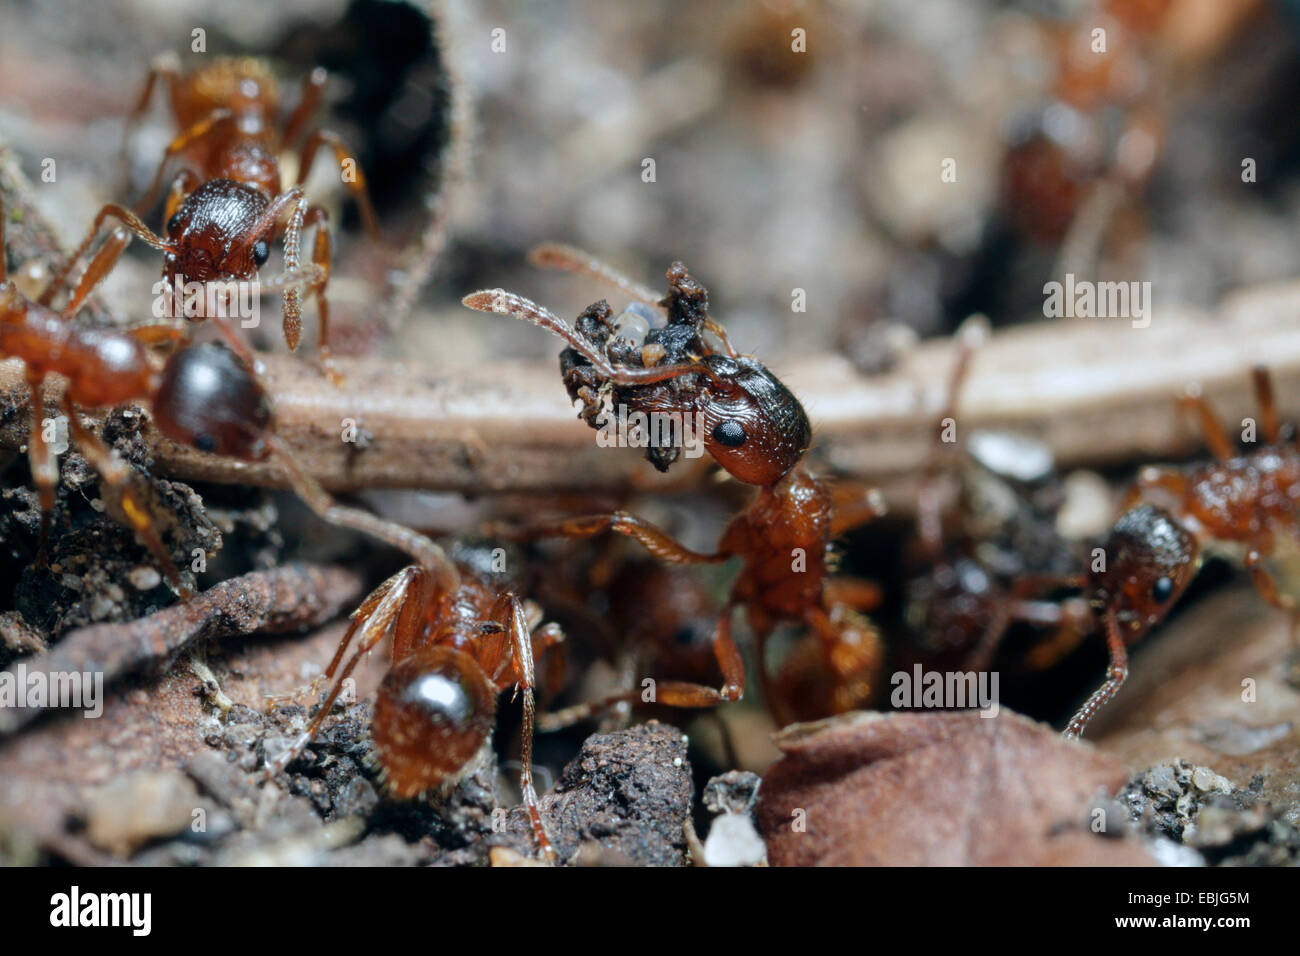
[0,563,363,736]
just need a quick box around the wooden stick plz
[7,281,1300,496]
[8,124,1300,499]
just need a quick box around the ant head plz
[698,354,812,485]
[372,646,496,798]
[162,180,272,287]
[153,343,273,460]
[1091,504,1200,638]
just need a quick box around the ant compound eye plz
[672,625,699,647]
[251,240,270,267]
[713,420,747,447]
[194,433,217,453]
[1151,576,1174,604]
[166,211,183,235]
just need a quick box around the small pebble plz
[83,771,200,856]
[128,566,162,591]
[704,813,767,867]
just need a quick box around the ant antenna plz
[264,434,461,594]
[528,242,663,309]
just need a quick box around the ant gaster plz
[43,55,380,378]
[261,527,565,863]
[464,246,886,726]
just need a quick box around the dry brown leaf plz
[756,710,1156,866]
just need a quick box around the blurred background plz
[4,0,1300,368]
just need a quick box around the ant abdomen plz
[153,343,272,460]
[1,315,154,407]
[372,645,497,798]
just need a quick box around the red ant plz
[261,530,565,862]
[1064,366,1298,738]
[463,246,887,727]
[2,194,215,597]
[8,195,562,857]
[42,55,381,378]
[1001,0,1174,244]
[904,318,1093,677]
[1,190,424,599]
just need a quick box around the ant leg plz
[538,679,729,732]
[1243,542,1296,613]
[300,205,342,382]
[829,483,887,536]
[823,575,884,613]
[120,52,180,186]
[1250,366,1281,444]
[124,321,189,349]
[505,596,558,863]
[803,602,886,712]
[916,317,988,557]
[40,205,171,308]
[1022,597,1094,670]
[263,435,461,592]
[282,67,327,148]
[296,128,381,241]
[24,374,57,565]
[491,511,729,566]
[134,110,235,215]
[1178,384,1235,461]
[264,566,422,778]
[162,169,201,227]
[64,409,191,599]
[1064,607,1129,739]
[58,227,131,318]
[753,625,794,726]
[964,573,1088,672]
[491,508,737,702]
[711,604,746,702]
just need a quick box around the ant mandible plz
[42,54,381,379]
[463,246,886,726]
[1064,366,1300,738]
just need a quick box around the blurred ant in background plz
[901,317,1093,679]
[1001,0,1176,247]
[465,247,887,727]
[41,55,381,378]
